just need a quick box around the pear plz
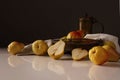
[89,46,109,65]
[7,41,25,55]
[47,40,65,60]
[104,40,116,49]
[32,40,48,56]
[102,45,120,62]
[72,48,88,61]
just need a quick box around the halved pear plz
[72,48,88,61]
[47,40,65,60]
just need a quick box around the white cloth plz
[84,33,120,54]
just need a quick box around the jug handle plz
[92,18,104,33]
[95,22,104,33]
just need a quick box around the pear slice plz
[47,40,65,60]
[72,48,88,61]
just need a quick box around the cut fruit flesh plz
[72,48,88,61]
[48,40,65,59]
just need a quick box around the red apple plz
[66,30,85,39]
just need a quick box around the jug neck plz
[79,14,97,34]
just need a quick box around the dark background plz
[0,0,120,47]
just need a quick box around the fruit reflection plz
[8,55,25,67]
[89,64,120,80]
[32,56,48,71]
[48,60,65,75]
[72,60,91,68]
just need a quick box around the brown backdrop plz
[0,0,120,47]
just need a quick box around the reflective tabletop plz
[0,48,120,80]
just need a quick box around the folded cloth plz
[84,33,120,54]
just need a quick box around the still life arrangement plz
[7,30,120,65]
[7,14,120,65]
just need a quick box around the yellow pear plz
[89,46,109,65]
[104,40,116,49]
[47,40,65,60]
[7,41,25,55]
[102,45,120,62]
[32,40,48,56]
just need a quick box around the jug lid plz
[80,13,97,23]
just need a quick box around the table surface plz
[0,48,120,80]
